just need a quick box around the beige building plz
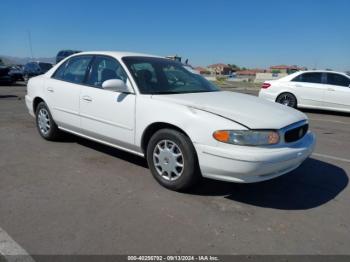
[236,69,266,82]
[255,72,288,83]
[207,63,231,75]
[194,66,211,75]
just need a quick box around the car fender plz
[135,96,247,148]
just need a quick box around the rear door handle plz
[82,95,92,102]
[327,87,335,91]
[47,87,54,93]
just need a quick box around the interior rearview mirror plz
[102,79,133,93]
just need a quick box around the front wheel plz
[146,129,200,191]
[276,92,297,108]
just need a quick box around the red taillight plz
[261,83,271,89]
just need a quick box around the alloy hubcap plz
[153,140,184,181]
[38,108,51,135]
[280,95,294,107]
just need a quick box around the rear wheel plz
[276,92,297,108]
[35,102,61,140]
[146,129,200,191]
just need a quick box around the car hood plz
[152,91,307,129]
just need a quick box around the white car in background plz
[25,51,315,191]
[259,70,350,113]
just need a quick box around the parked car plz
[259,70,350,113]
[56,50,81,64]
[8,65,24,82]
[0,58,13,84]
[0,66,13,84]
[25,51,315,191]
[23,62,53,82]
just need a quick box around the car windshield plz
[122,56,220,94]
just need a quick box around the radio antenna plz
[27,30,34,61]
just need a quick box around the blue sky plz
[1,0,349,70]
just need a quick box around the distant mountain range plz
[0,55,55,65]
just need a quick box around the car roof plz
[69,51,163,60]
[279,70,350,81]
[298,70,348,74]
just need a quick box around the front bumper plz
[194,132,316,183]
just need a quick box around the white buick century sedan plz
[25,51,316,191]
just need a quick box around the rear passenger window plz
[326,73,350,87]
[53,56,92,84]
[292,73,322,84]
[292,74,303,82]
[52,61,68,79]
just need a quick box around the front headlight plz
[213,130,280,146]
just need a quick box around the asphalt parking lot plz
[0,83,349,255]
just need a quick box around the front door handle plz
[327,87,335,91]
[82,95,92,102]
[47,87,54,93]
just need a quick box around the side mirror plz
[102,79,133,93]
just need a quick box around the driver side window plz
[326,73,350,87]
[86,56,128,88]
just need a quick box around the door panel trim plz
[80,113,133,131]
[53,107,79,116]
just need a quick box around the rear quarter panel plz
[26,76,47,111]
[260,80,298,102]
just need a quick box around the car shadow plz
[190,158,348,210]
[51,134,348,210]
[0,82,26,87]
[57,133,148,168]
[0,95,18,99]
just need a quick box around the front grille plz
[284,124,308,143]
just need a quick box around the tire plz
[276,92,297,108]
[35,102,61,140]
[146,129,200,191]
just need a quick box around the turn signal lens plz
[213,130,280,146]
[268,131,280,144]
[213,130,230,142]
